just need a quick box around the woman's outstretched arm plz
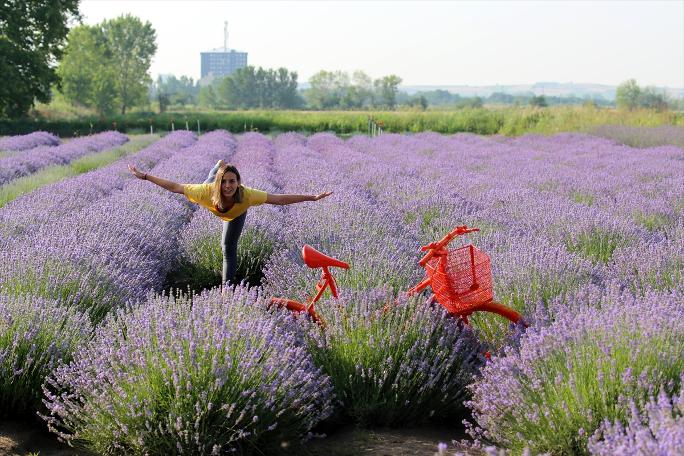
[265,191,333,205]
[128,164,184,194]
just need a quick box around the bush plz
[588,386,684,455]
[304,288,483,426]
[0,294,91,417]
[42,286,334,455]
[466,285,684,455]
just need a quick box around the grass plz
[565,228,626,264]
[11,105,684,138]
[0,135,157,208]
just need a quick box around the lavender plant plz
[304,288,483,426]
[0,131,128,186]
[588,387,684,455]
[466,286,684,455]
[0,293,91,416]
[42,286,334,455]
[0,131,60,152]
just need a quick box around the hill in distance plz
[400,82,684,101]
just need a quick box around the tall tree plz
[306,70,349,109]
[58,24,117,115]
[0,0,80,118]
[616,79,641,111]
[218,66,300,109]
[101,15,156,115]
[373,75,402,110]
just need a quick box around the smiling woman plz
[128,159,332,285]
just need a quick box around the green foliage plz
[102,15,157,114]
[170,226,276,295]
[373,75,402,110]
[530,95,548,107]
[633,211,671,231]
[57,25,117,116]
[304,70,404,110]
[198,84,218,109]
[58,14,157,116]
[616,79,668,111]
[306,70,352,109]
[0,0,80,118]
[565,229,626,264]
[616,79,641,110]
[570,190,595,206]
[217,66,301,109]
[3,106,684,138]
[307,293,481,426]
[151,75,198,108]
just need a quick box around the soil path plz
[0,420,481,456]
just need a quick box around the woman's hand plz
[128,164,147,180]
[313,191,333,201]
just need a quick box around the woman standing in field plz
[128,160,332,286]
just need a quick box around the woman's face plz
[221,171,239,198]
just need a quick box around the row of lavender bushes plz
[0,131,128,186]
[1,129,683,453]
[0,131,60,152]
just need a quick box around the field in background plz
[4,106,683,138]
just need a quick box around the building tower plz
[199,22,248,84]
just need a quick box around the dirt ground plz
[0,419,481,456]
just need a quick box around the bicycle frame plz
[270,244,348,327]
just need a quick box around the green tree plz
[58,25,118,115]
[0,0,80,118]
[306,70,349,109]
[616,79,641,110]
[639,86,668,111]
[198,84,218,109]
[530,95,548,107]
[101,15,156,115]
[218,66,300,109]
[373,75,402,110]
[58,14,156,115]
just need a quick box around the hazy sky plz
[80,0,684,88]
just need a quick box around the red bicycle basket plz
[424,244,493,314]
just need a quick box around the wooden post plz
[197,119,200,134]
[171,122,175,131]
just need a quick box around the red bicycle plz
[270,225,524,327]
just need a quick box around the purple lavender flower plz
[588,386,684,455]
[0,131,60,152]
[41,286,334,454]
[466,286,684,454]
[0,131,128,185]
[0,293,91,416]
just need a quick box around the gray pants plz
[205,162,246,285]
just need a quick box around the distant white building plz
[199,22,247,85]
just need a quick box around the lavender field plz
[1,129,683,455]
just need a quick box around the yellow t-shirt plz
[183,183,268,221]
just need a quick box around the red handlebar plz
[418,225,479,266]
